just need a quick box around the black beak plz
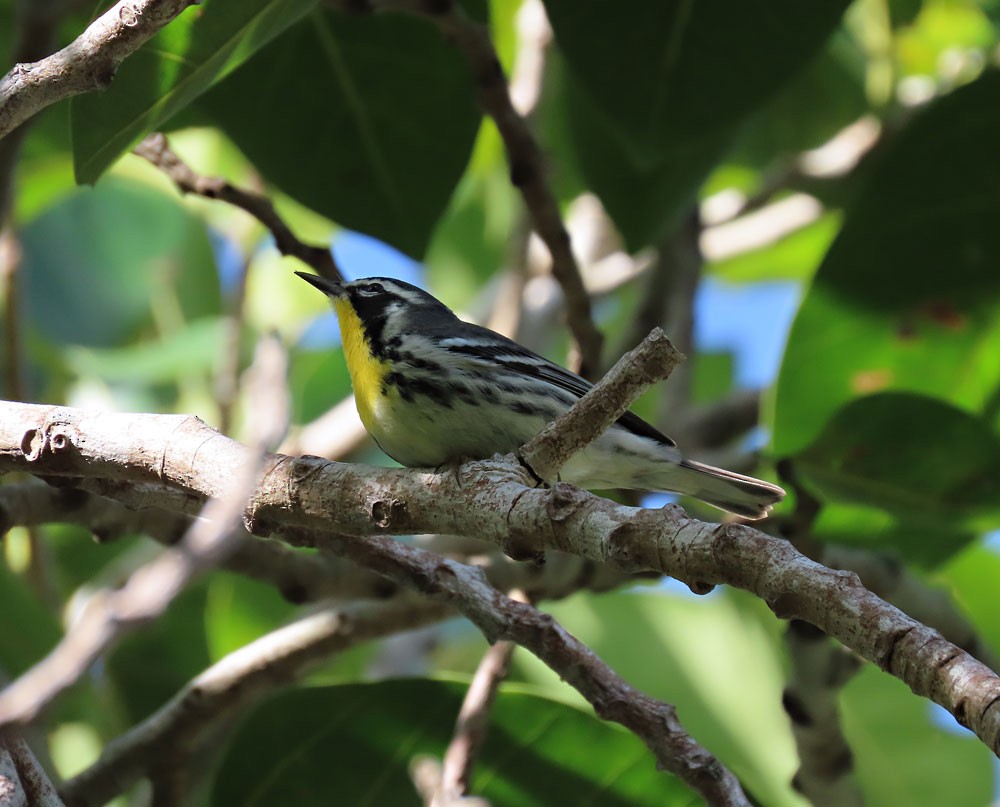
[295,271,345,298]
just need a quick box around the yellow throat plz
[333,297,388,429]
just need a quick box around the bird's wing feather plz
[441,329,677,448]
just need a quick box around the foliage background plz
[3,0,1000,804]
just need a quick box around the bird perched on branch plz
[297,272,785,519]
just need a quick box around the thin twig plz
[437,589,522,806]
[133,133,343,282]
[519,328,684,483]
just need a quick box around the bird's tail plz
[668,459,785,520]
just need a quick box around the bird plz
[296,272,785,519]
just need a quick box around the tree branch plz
[133,133,343,282]
[519,328,684,484]
[783,620,863,806]
[0,737,62,807]
[437,632,518,803]
[2,401,1000,760]
[0,0,197,141]
[288,527,747,805]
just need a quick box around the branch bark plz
[519,328,683,484]
[2,401,1000,761]
[0,0,197,141]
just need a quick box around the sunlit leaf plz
[195,5,484,258]
[773,70,1000,455]
[798,392,1000,525]
[71,0,319,183]
[20,177,220,348]
[543,0,850,247]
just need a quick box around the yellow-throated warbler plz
[297,272,785,519]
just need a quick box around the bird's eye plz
[357,282,384,297]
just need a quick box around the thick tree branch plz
[2,402,1000,760]
[0,0,197,141]
[0,481,639,605]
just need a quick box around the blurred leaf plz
[205,573,296,660]
[773,70,1000,455]
[20,177,220,348]
[43,523,142,600]
[289,346,353,424]
[543,0,849,248]
[734,33,867,165]
[71,0,318,183]
[691,352,735,406]
[66,317,227,383]
[799,393,1000,527]
[895,0,996,77]
[842,666,992,806]
[0,558,62,676]
[555,59,735,250]
[706,212,842,283]
[213,680,697,806]
[107,584,212,723]
[516,589,801,807]
[941,542,1000,659]
[196,6,483,259]
[14,102,76,224]
[425,172,521,299]
[808,501,977,568]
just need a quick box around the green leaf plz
[195,6,483,259]
[106,584,213,723]
[0,557,62,677]
[941,543,1000,659]
[289,346,353,425]
[706,212,842,283]
[558,64,734,249]
[733,32,867,165]
[773,70,1000,455]
[517,589,802,807]
[66,318,228,383]
[71,0,319,183]
[205,573,296,660]
[542,0,849,248]
[798,392,1000,525]
[842,666,992,807]
[212,680,697,806]
[20,177,220,348]
[807,501,977,568]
